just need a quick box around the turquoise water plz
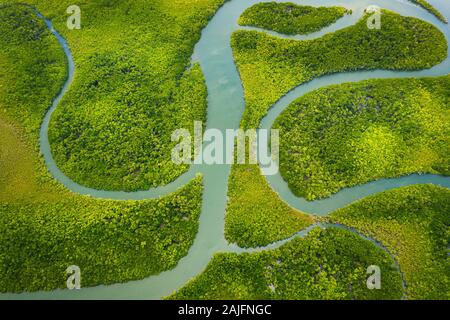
[1,0,449,299]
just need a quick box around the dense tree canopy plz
[274,76,450,200]
[410,0,447,23]
[238,2,348,35]
[1,1,449,298]
[226,163,314,248]
[232,10,447,129]
[331,185,450,299]
[169,227,403,300]
[8,0,224,191]
[0,3,209,293]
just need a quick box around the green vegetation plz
[0,177,203,292]
[411,0,448,23]
[7,0,225,192]
[49,63,206,191]
[232,10,447,128]
[0,3,67,143]
[225,10,447,247]
[2,1,449,298]
[169,227,403,299]
[238,2,348,35]
[0,4,208,293]
[226,163,314,248]
[0,4,67,200]
[274,76,450,200]
[330,185,450,300]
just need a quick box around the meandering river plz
[2,0,449,299]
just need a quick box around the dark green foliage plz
[232,10,447,129]
[330,185,450,299]
[169,227,403,300]
[238,2,348,35]
[274,76,450,200]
